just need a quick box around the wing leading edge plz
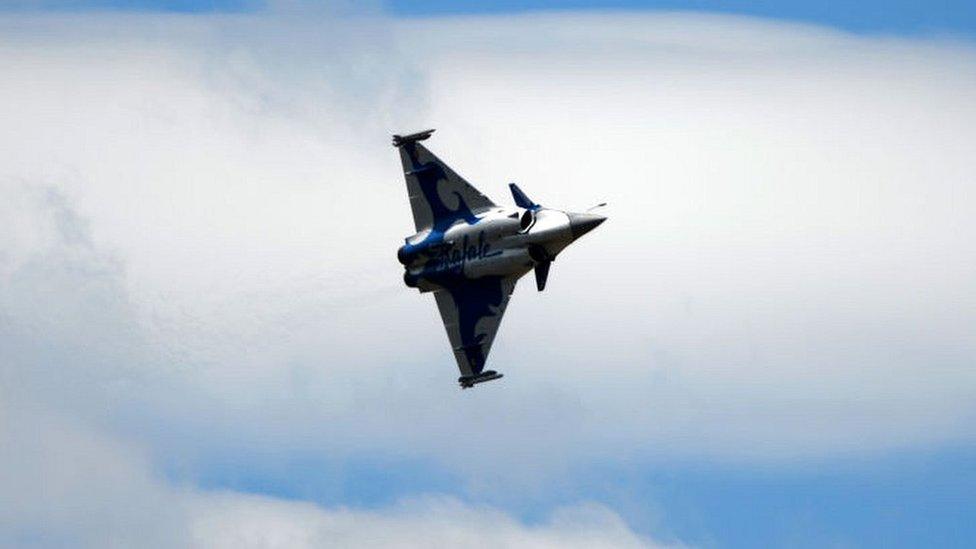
[433,275,519,381]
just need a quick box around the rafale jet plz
[394,130,606,389]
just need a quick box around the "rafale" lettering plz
[429,231,502,272]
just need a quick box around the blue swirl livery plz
[393,129,607,389]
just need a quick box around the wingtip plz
[459,371,504,389]
[392,129,436,147]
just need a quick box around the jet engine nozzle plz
[397,245,416,265]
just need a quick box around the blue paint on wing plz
[440,274,506,374]
[403,142,479,233]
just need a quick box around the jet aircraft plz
[394,129,606,388]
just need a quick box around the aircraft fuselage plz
[400,206,601,293]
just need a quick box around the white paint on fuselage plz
[404,207,576,288]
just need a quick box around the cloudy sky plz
[1,1,975,547]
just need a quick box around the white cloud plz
[1,9,975,543]
[191,493,659,549]
[0,396,663,548]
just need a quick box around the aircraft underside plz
[393,129,605,388]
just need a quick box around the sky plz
[7,0,976,35]
[1,2,975,548]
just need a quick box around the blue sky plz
[11,0,976,36]
[391,0,976,35]
[2,2,975,549]
[182,446,976,546]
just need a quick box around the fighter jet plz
[394,129,606,389]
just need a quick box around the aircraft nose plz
[568,212,607,240]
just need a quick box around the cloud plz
[1,8,975,544]
[0,396,663,548]
[0,171,669,548]
[191,494,659,548]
